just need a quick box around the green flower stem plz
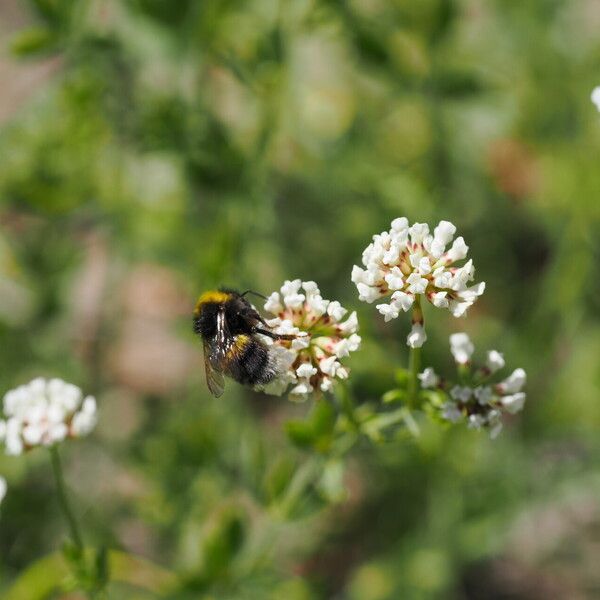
[50,445,84,553]
[408,344,421,407]
[457,363,471,384]
[408,296,423,406]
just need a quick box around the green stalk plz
[408,296,423,407]
[50,446,84,553]
[408,344,421,407]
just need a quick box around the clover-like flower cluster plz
[0,378,98,456]
[258,280,361,402]
[420,333,526,438]
[0,476,5,507]
[352,218,485,346]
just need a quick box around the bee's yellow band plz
[226,334,250,359]
[194,290,231,315]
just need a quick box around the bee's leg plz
[239,304,268,326]
[256,314,271,327]
[254,327,296,341]
[242,308,274,330]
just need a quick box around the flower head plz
[424,334,526,437]
[352,218,485,320]
[257,280,361,401]
[0,378,98,455]
[592,87,600,112]
[0,476,6,506]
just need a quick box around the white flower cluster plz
[0,378,98,456]
[0,476,6,507]
[592,87,600,112]
[419,333,526,438]
[259,280,361,402]
[352,218,485,346]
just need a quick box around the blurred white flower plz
[441,402,463,423]
[450,385,472,403]
[486,350,505,373]
[418,367,439,389]
[496,368,527,395]
[500,392,526,414]
[592,87,600,112]
[0,476,6,506]
[467,414,486,429]
[474,385,493,406]
[450,333,474,364]
[353,217,485,320]
[429,335,526,437]
[0,378,98,455]
[257,280,361,401]
[407,322,427,348]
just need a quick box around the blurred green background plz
[1,0,600,598]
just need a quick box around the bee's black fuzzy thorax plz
[193,302,220,338]
[193,289,260,339]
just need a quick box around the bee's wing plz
[202,309,233,398]
[203,339,225,398]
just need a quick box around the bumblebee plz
[193,289,294,397]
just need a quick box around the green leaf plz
[382,388,407,404]
[95,546,110,590]
[420,389,448,408]
[430,70,485,98]
[285,420,316,448]
[429,0,458,44]
[61,540,82,564]
[11,28,59,57]
[285,400,337,452]
[318,460,347,503]
[311,399,336,437]
[264,457,296,502]
[4,553,69,600]
[200,509,246,581]
[110,550,177,593]
[394,368,410,388]
[4,550,177,599]
[29,0,69,25]
[362,408,418,441]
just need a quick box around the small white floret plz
[486,350,505,373]
[450,385,472,403]
[376,303,399,322]
[473,386,493,406]
[500,392,526,414]
[296,363,318,379]
[391,291,414,312]
[446,237,469,262]
[407,323,427,348]
[497,368,527,394]
[450,332,474,364]
[418,367,439,389]
[441,402,463,423]
[467,414,485,430]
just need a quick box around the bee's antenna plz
[241,289,268,300]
